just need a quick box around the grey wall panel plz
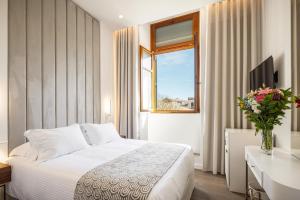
[42,0,56,128]
[8,0,101,151]
[77,7,86,123]
[8,0,27,151]
[67,0,77,125]
[27,0,42,130]
[85,14,94,123]
[56,0,67,127]
[93,19,101,123]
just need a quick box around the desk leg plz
[3,184,6,200]
[245,161,248,200]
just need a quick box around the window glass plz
[140,48,152,111]
[142,70,152,110]
[156,20,193,47]
[156,48,195,111]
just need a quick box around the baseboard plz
[194,162,203,170]
[194,153,203,170]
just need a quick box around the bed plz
[7,139,195,200]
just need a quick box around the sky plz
[156,48,195,100]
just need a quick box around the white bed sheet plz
[7,139,194,200]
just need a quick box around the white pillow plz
[80,123,121,145]
[9,142,38,161]
[25,124,89,161]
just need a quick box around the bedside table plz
[0,163,11,200]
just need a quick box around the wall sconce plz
[104,98,112,123]
[0,142,8,163]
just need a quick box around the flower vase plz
[261,129,273,155]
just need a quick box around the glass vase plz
[261,129,273,155]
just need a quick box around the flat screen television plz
[250,56,275,91]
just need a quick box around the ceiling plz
[73,0,220,30]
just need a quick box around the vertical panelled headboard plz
[8,0,101,152]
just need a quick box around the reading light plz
[104,98,112,123]
[118,15,124,19]
[0,144,8,163]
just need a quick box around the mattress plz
[7,139,195,200]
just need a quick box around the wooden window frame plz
[150,12,200,113]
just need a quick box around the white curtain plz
[202,0,262,174]
[114,26,139,139]
[292,0,300,131]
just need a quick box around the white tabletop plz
[245,146,300,200]
[245,146,300,190]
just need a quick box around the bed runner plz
[74,143,185,200]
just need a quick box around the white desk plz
[245,146,300,200]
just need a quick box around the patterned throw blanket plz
[74,143,185,200]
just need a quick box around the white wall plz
[148,114,201,153]
[0,0,8,161]
[100,21,115,123]
[139,24,150,49]
[262,0,292,150]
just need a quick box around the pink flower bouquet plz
[238,87,299,154]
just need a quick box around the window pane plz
[156,48,195,111]
[142,70,152,110]
[142,51,152,70]
[140,48,152,111]
[156,20,193,47]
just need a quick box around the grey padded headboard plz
[8,0,101,151]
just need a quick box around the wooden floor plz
[191,170,244,200]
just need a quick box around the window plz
[140,12,200,113]
[156,48,195,111]
[139,47,153,111]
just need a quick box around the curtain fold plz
[292,0,300,131]
[202,0,262,174]
[114,26,139,139]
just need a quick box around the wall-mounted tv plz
[250,56,275,91]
